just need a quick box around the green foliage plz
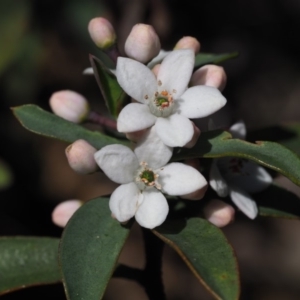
[89,55,127,118]
[0,160,13,190]
[0,237,61,295]
[173,130,300,187]
[154,218,240,300]
[59,198,132,300]
[12,105,127,149]
[194,52,239,68]
[257,184,300,219]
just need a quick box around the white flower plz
[116,49,227,147]
[209,121,272,219]
[94,127,207,229]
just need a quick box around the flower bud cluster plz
[51,18,268,230]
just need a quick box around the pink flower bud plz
[191,65,227,91]
[49,90,90,123]
[174,36,201,54]
[88,17,116,49]
[203,199,235,228]
[65,139,98,174]
[125,24,161,63]
[52,200,82,228]
[184,122,200,148]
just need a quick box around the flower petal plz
[227,161,272,193]
[229,121,246,139]
[94,144,139,184]
[117,103,156,132]
[229,186,258,219]
[134,125,173,169]
[177,86,227,119]
[147,50,170,69]
[155,114,194,147]
[157,162,207,196]
[209,160,229,197]
[135,189,169,229]
[109,183,142,222]
[157,49,194,98]
[116,57,157,103]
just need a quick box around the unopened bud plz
[88,17,116,49]
[125,24,161,63]
[52,200,82,228]
[191,65,227,91]
[184,122,200,148]
[65,139,98,174]
[203,199,235,228]
[49,90,90,123]
[174,36,200,54]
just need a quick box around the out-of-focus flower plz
[125,24,161,64]
[88,17,116,49]
[94,128,207,229]
[209,121,272,219]
[65,140,98,174]
[116,49,226,147]
[49,90,90,123]
[203,199,235,227]
[52,200,82,228]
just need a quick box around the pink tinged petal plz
[209,161,229,197]
[229,186,258,219]
[228,162,272,194]
[157,49,194,98]
[147,50,170,69]
[52,200,82,228]
[135,189,169,229]
[109,183,142,223]
[134,125,173,169]
[117,103,156,132]
[229,121,246,139]
[203,199,235,228]
[155,114,194,147]
[158,162,207,196]
[177,86,227,119]
[116,57,157,103]
[94,144,139,184]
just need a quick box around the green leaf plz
[172,130,300,187]
[154,218,240,300]
[248,123,300,155]
[0,0,29,75]
[90,55,127,118]
[0,237,61,295]
[0,159,13,190]
[59,197,132,300]
[257,184,300,219]
[12,104,127,149]
[194,52,238,68]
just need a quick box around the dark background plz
[1,0,300,299]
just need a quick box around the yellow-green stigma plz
[156,97,169,107]
[140,170,155,185]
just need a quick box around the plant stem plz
[142,228,166,300]
[86,111,117,130]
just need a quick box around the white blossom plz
[209,121,272,219]
[116,49,227,147]
[94,128,207,229]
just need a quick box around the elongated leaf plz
[0,237,61,295]
[248,123,300,155]
[194,52,238,68]
[90,55,126,118]
[257,184,300,219]
[173,130,300,187]
[154,218,239,300]
[12,105,127,149]
[59,197,131,300]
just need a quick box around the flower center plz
[140,170,155,185]
[135,162,161,191]
[148,90,174,117]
